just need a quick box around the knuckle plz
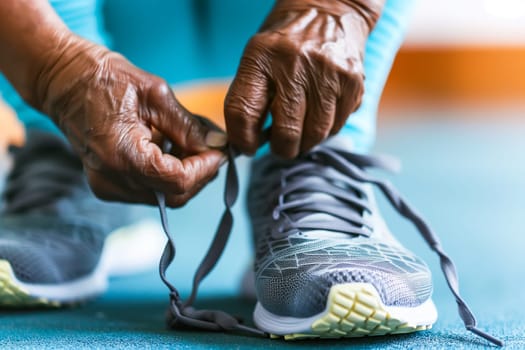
[274,39,302,57]
[148,78,172,104]
[224,96,252,121]
[257,29,300,53]
[272,124,301,158]
[142,159,163,179]
[224,109,259,154]
[275,87,305,116]
[225,88,265,121]
[247,33,273,51]
[166,196,189,208]
[135,149,174,186]
[183,116,206,145]
[225,85,267,120]
[341,69,365,90]
[316,94,336,114]
[310,125,330,141]
[275,124,302,141]
[225,103,261,130]
[240,35,272,73]
[247,33,265,49]
[174,171,192,193]
[113,132,139,171]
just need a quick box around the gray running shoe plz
[155,138,501,345]
[0,131,164,307]
[248,138,437,338]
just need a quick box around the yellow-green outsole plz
[0,259,59,308]
[274,283,432,340]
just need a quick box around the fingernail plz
[205,130,228,148]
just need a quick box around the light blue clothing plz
[0,0,413,153]
[0,0,108,134]
[345,0,414,152]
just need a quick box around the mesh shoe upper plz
[0,131,136,284]
[248,143,433,318]
[154,138,501,345]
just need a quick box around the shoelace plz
[155,141,503,347]
[270,151,398,238]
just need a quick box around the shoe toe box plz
[0,215,104,284]
[255,242,433,318]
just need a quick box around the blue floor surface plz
[1,118,524,349]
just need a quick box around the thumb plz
[144,80,227,153]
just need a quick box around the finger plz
[85,168,157,205]
[332,73,364,135]
[301,92,336,153]
[299,62,338,153]
[269,75,307,159]
[113,124,224,196]
[164,172,215,208]
[150,127,164,147]
[172,150,225,193]
[144,79,227,153]
[85,153,220,208]
[127,134,225,195]
[224,36,272,154]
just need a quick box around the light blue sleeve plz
[340,0,416,153]
[0,0,109,134]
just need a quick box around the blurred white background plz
[406,0,525,46]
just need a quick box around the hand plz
[225,0,383,158]
[32,35,227,207]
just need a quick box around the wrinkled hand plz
[225,0,383,158]
[32,35,227,207]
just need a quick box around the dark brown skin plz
[0,0,227,207]
[225,0,385,158]
[0,0,384,206]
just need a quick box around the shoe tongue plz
[287,191,338,206]
[321,135,355,153]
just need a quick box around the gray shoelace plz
[155,141,503,346]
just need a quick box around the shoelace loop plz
[155,140,503,347]
[155,144,266,337]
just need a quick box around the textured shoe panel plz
[248,152,433,319]
[0,215,104,284]
[254,234,432,318]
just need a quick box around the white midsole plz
[254,284,438,334]
[2,219,165,302]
